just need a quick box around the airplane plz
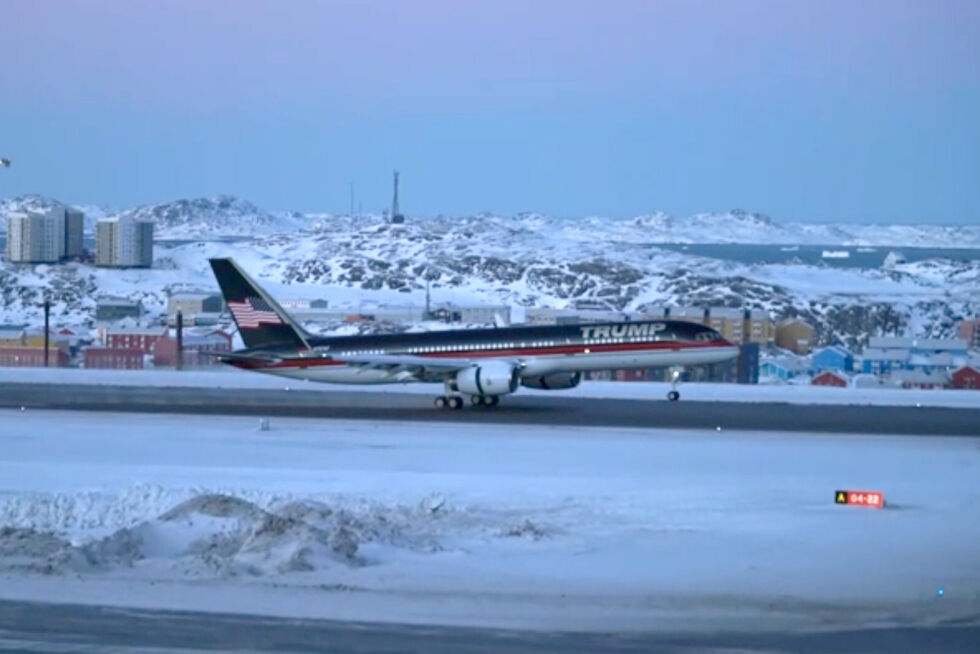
[0,158,11,167]
[208,258,739,408]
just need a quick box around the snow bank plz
[0,493,370,577]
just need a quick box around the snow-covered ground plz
[3,366,979,409]
[0,410,977,632]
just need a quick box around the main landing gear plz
[434,395,464,410]
[433,394,500,409]
[667,366,683,402]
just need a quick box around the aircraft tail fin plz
[209,258,310,351]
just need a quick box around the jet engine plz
[521,371,581,390]
[455,361,519,396]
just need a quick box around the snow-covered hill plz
[0,195,66,230]
[112,196,311,239]
[3,195,979,246]
[2,196,979,349]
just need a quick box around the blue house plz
[761,356,808,381]
[811,346,854,373]
[862,337,969,375]
[861,348,909,375]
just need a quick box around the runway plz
[0,381,978,435]
[0,600,976,653]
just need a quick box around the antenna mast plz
[390,170,405,223]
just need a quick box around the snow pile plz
[0,490,545,579]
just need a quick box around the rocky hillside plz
[1,197,978,350]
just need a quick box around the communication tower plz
[390,171,405,224]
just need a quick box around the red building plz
[105,327,168,353]
[84,347,145,369]
[0,346,70,367]
[812,371,848,387]
[153,329,232,367]
[950,366,980,390]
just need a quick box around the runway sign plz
[835,490,885,508]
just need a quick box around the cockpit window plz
[695,330,720,342]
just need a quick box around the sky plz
[1,0,978,224]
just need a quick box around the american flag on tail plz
[227,297,284,328]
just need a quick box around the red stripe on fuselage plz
[226,339,734,371]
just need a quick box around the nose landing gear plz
[667,366,683,401]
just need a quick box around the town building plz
[950,366,980,390]
[63,208,85,258]
[775,318,814,354]
[105,326,168,353]
[358,304,426,323]
[811,346,855,373]
[638,306,667,320]
[83,328,232,369]
[456,304,511,325]
[84,347,145,370]
[5,209,65,263]
[0,345,70,367]
[706,307,744,344]
[95,216,153,267]
[760,355,809,381]
[868,336,968,356]
[670,307,776,346]
[0,325,71,367]
[0,325,27,346]
[861,348,909,375]
[523,308,629,326]
[889,369,950,390]
[861,337,969,375]
[152,329,232,367]
[812,370,848,387]
[167,292,224,321]
[95,299,144,322]
[743,309,776,344]
[667,306,707,324]
[957,319,980,349]
[279,298,330,310]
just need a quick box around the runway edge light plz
[834,490,885,508]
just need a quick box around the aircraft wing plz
[333,353,527,382]
[332,353,480,375]
[203,351,285,364]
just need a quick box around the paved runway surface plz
[0,600,977,653]
[1,381,978,435]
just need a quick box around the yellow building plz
[743,309,775,344]
[707,307,745,343]
[775,318,815,354]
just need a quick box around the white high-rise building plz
[94,216,153,268]
[5,209,66,263]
